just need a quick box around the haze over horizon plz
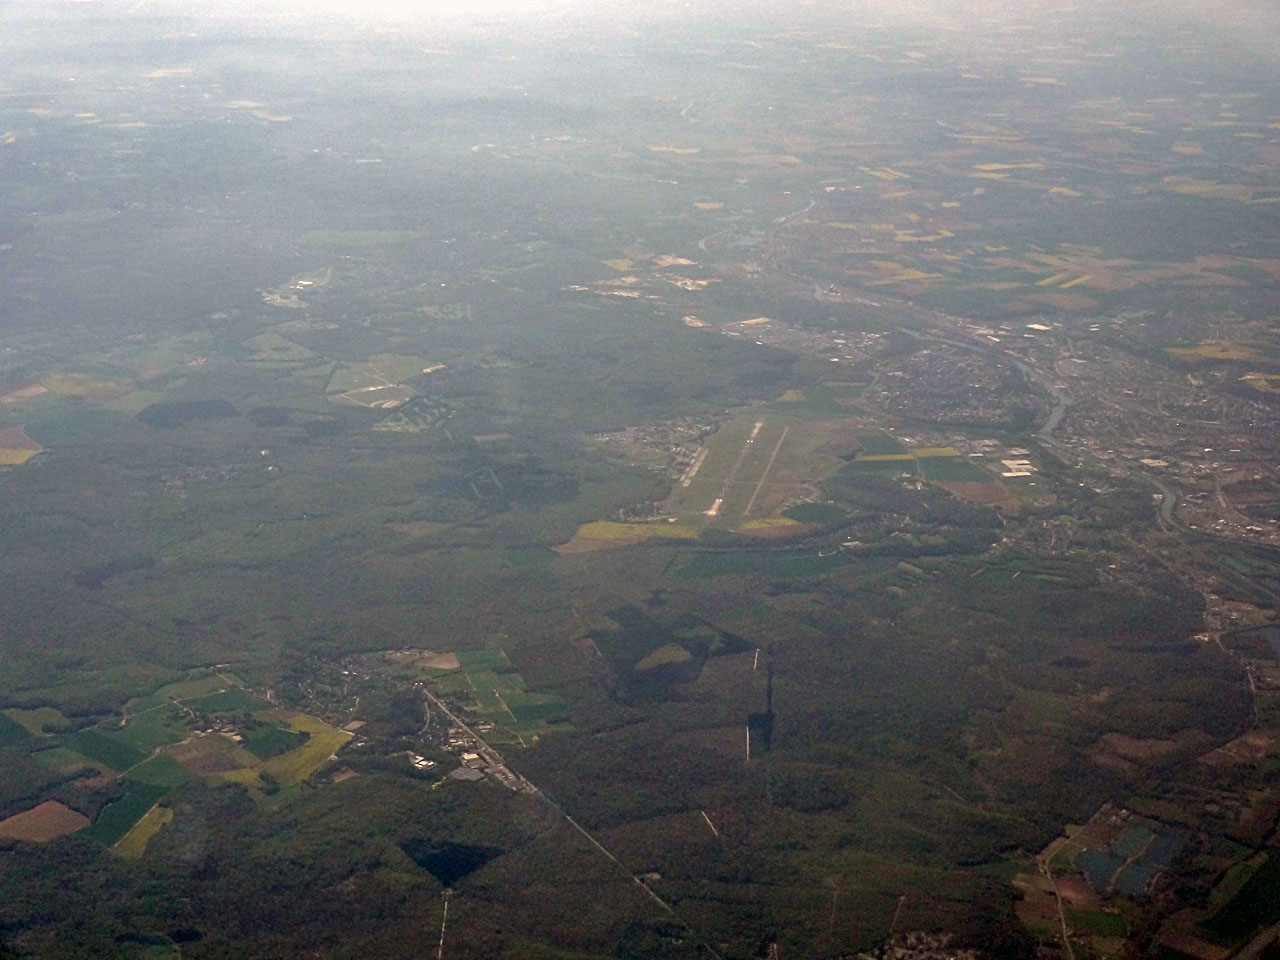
[2,0,1280,957]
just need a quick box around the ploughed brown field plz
[0,800,90,842]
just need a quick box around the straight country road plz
[419,688,687,925]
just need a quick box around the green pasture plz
[0,711,32,748]
[33,746,95,774]
[921,456,992,481]
[125,673,236,714]
[66,728,147,772]
[81,781,170,846]
[118,707,188,753]
[1200,853,1280,944]
[784,501,848,525]
[242,723,309,760]
[126,754,190,789]
[1066,908,1126,937]
[432,649,570,738]
[4,707,69,736]
[185,688,271,714]
[682,548,850,580]
[857,433,908,456]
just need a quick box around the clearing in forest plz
[326,353,434,409]
[0,800,90,843]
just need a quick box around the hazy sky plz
[9,0,1280,60]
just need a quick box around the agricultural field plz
[975,555,1098,588]
[767,382,867,420]
[1065,907,1127,939]
[1040,805,1185,902]
[242,722,308,760]
[116,707,191,754]
[919,455,992,482]
[0,425,41,466]
[4,708,69,736]
[254,715,351,783]
[0,672,306,849]
[325,353,434,408]
[80,781,170,846]
[81,674,349,796]
[238,332,323,368]
[680,546,851,581]
[1166,343,1280,367]
[855,433,909,457]
[221,714,352,790]
[55,675,269,771]
[112,803,173,860]
[555,518,698,554]
[99,330,213,379]
[184,688,271,714]
[122,672,246,715]
[839,456,918,478]
[0,800,90,843]
[784,501,849,525]
[32,746,94,775]
[421,649,571,744]
[39,371,131,404]
[852,437,991,478]
[125,754,191,789]
[168,734,259,775]
[66,729,146,773]
[1199,852,1280,945]
[0,712,32,748]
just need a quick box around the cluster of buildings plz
[439,724,527,790]
[588,414,723,485]
[406,753,437,773]
[870,931,983,960]
[719,317,886,367]
[869,345,1039,428]
[1000,456,1036,478]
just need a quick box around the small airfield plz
[664,407,842,532]
[325,353,435,409]
[562,388,872,550]
[561,384,1032,555]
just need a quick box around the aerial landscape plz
[3,0,1280,957]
